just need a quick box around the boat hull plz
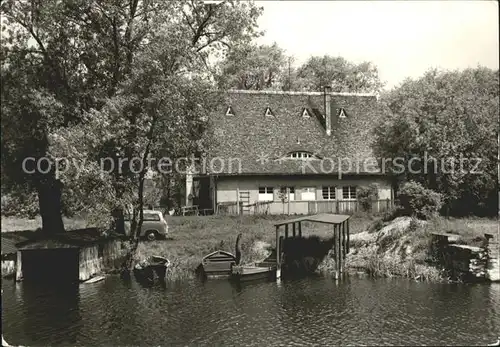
[230,266,276,282]
[201,250,236,279]
[133,257,169,285]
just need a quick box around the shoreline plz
[2,214,496,284]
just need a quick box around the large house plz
[187,87,394,215]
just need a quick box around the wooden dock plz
[274,213,350,280]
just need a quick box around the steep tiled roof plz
[205,90,387,175]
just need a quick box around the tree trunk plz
[112,207,125,235]
[36,177,65,234]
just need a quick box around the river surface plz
[2,275,499,346]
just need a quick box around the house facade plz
[189,87,394,215]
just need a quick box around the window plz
[338,108,346,118]
[287,151,316,159]
[301,187,316,201]
[143,213,161,221]
[124,212,161,221]
[258,187,274,201]
[225,106,235,116]
[342,186,357,200]
[322,186,336,200]
[264,106,274,117]
[280,186,295,201]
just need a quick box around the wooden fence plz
[216,199,394,215]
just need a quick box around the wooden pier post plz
[292,223,296,238]
[341,221,345,274]
[337,223,342,277]
[298,222,302,237]
[15,251,23,282]
[276,225,281,280]
[346,218,350,254]
[333,225,339,280]
[285,224,289,239]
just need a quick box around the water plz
[2,275,499,346]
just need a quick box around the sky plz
[254,0,499,90]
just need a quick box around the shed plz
[1,232,33,278]
[15,229,128,283]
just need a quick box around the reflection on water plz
[2,276,500,346]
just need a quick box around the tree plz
[374,67,499,216]
[295,55,384,93]
[1,0,263,235]
[45,0,263,269]
[217,42,288,90]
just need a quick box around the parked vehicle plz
[124,210,169,241]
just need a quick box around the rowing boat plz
[230,265,276,282]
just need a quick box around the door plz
[22,248,80,283]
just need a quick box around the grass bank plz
[136,213,375,281]
[330,215,496,282]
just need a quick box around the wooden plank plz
[84,275,106,284]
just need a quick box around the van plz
[124,210,169,241]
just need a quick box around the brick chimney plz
[324,86,332,135]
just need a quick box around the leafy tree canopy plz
[295,55,384,93]
[374,67,499,216]
[1,0,263,233]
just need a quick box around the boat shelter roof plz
[274,213,351,227]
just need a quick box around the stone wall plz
[431,232,499,282]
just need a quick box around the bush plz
[357,184,379,212]
[397,181,443,220]
[1,192,39,218]
[381,207,404,222]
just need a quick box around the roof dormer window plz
[338,108,347,118]
[286,151,319,160]
[264,106,274,117]
[225,106,235,116]
[301,108,311,118]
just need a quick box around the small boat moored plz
[201,250,236,279]
[230,265,276,282]
[133,255,170,284]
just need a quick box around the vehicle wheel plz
[146,231,157,241]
